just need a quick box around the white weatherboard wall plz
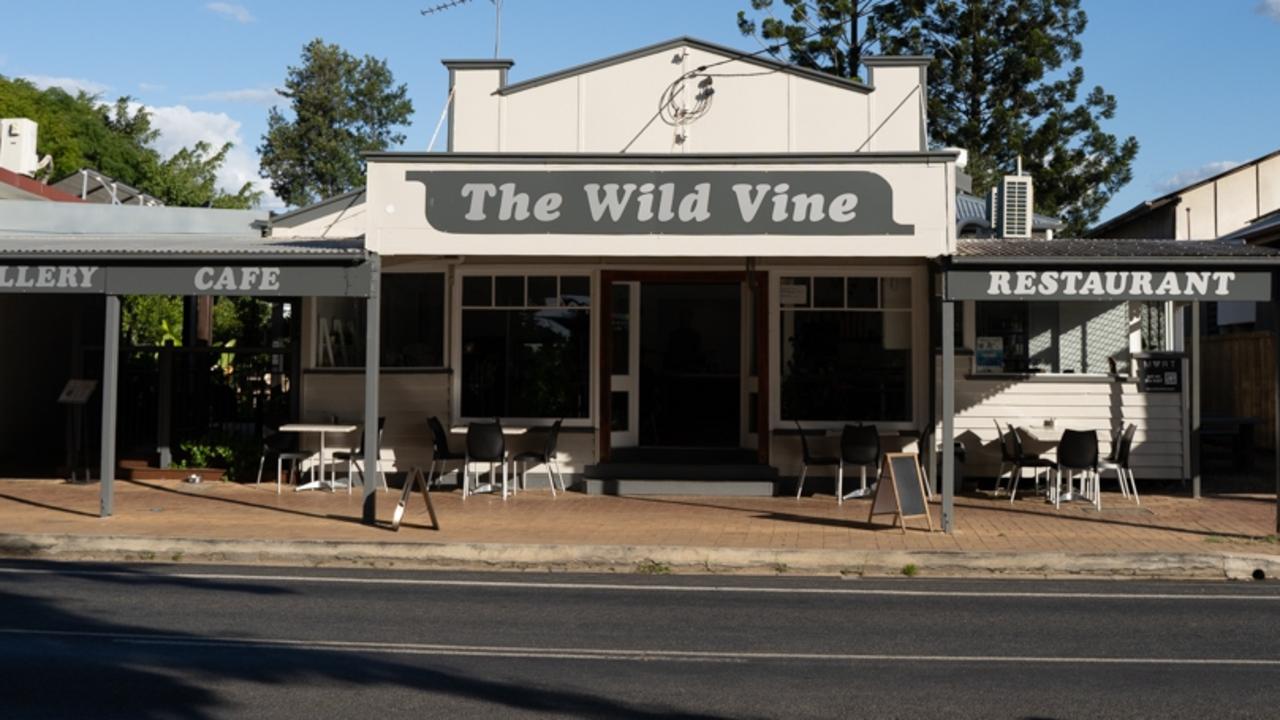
[447,41,927,154]
[942,370,1185,481]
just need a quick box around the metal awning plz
[0,232,384,527]
[0,235,373,297]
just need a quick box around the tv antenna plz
[421,0,504,58]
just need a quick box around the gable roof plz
[1090,146,1280,237]
[493,36,875,96]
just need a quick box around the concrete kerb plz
[0,533,1278,580]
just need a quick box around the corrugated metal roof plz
[956,192,1062,231]
[954,237,1280,264]
[0,234,366,261]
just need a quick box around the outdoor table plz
[1201,416,1258,470]
[278,423,358,491]
[449,425,529,435]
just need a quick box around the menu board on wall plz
[1135,352,1184,393]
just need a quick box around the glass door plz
[609,281,640,448]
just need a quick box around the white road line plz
[2,628,1278,667]
[0,566,1276,601]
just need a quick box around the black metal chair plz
[1054,429,1099,510]
[1099,423,1139,504]
[334,417,388,495]
[794,421,839,499]
[426,416,466,489]
[1007,424,1057,503]
[465,419,509,499]
[255,431,311,495]
[839,424,881,503]
[514,419,565,496]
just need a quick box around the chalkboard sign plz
[868,452,934,533]
[1135,352,1184,393]
[391,466,440,531]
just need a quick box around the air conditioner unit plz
[989,169,1034,239]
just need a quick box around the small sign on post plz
[391,466,440,531]
[1135,352,1185,393]
[867,452,934,533]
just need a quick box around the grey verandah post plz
[362,254,382,525]
[1191,301,1202,499]
[100,295,120,518]
[941,299,956,533]
[1273,272,1280,534]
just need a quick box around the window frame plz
[971,299,1134,377]
[769,267,923,431]
[451,267,596,428]
[309,267,449,371]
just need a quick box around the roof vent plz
[989,157,1034,239]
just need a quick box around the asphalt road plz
[1,562,1279,719]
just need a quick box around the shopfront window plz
[779,275,913,422]
[974,300,1130,374]
[315,272,446,368]
[460,273,591,419]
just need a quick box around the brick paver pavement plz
[0,477,1276,556]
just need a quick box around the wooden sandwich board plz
[391,466,440,531]
[867,452,934,533]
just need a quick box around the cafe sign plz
[946,269,1272,302]
[0,263,371,297]
[405,170,915,236]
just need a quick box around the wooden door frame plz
[598,270,770,464]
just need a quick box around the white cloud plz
[138,82,166,93]
[1256,0,1280,21]
[206,2,254,23]
[1154,160,1242,194]
[20,74,108,95]
[186,87,280,106]
[133,102,280,208]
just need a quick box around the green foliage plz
[738,0,1139,234]
[0,75,259,208]
[258,39,414,207]
[737,0,879,80]
[173,433,259,481]
[901,563,919,577]
[122,296,183,346]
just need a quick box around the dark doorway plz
[639,283,740,447]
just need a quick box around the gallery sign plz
[0,263,372,297]
[946,269,1272,302]
[405,170,915,236]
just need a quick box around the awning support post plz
[1191,301,1201,499]
[941,298,955,533]
[362,254,381,525]
[1273,272,1280,533]
[99,295,120,518]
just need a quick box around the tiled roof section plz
[0,234,366,261]
[956,237,1280,259]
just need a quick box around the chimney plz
[441,59,513,152]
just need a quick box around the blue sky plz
[3,0,1278,224]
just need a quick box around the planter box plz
[122,465,228,482]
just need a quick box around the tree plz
[0,76,261,208]
[737,0,887,80]
[738,0,1138,234]
[258,39,414,207]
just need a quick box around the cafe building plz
[4,37,1279,532]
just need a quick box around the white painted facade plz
[290,37,1193,488]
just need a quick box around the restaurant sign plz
[0,264,371,297]
[405,170,914,236]
[946,270,1272,302]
